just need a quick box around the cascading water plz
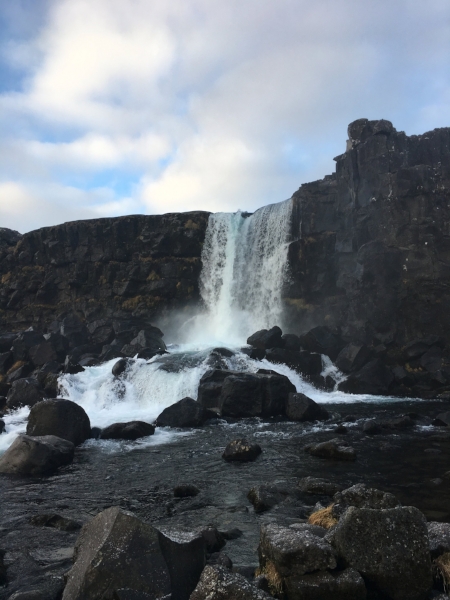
[0,198,368,454]
[192,199,293,345]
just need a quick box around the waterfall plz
[195,198,293,345]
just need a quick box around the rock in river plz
[0,434,74,476]
[26,398,91,446]
[222,439,262,462]
[99,421,155,441]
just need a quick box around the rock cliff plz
[285,118,450,346]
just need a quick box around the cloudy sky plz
[0,0,448,233]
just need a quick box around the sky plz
[0,0,449,233]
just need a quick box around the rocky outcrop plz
[0,212,209,332]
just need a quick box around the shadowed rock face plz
[1,121,450,350]
[285,119,450,347]
[0,212,210,331]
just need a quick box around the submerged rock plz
[248,483,289,513]
[306,438,356,461]
[0,434,74,476]
[62,507,170,600]
[26,398,91,446]
[222,439,262,462]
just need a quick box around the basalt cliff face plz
[1,119,450,350]
[0,213,209,332]
[285,118,450,346]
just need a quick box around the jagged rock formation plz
[285,118,450,346]
[0,212,209,331]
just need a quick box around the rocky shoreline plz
[1,320,450,598]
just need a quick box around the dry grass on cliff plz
[308,505,338,528]
[434,552,450,592]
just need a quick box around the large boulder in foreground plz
[62,507,170,600]
[258,523,336,578]
[99,421,155,441]
[6,378,45,410]
[190,565,272,600]
[329,506,432,600]
[156,397,213,428]
[0,434,74,476]
[26,399,91,446]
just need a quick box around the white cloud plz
[0,0,448,231]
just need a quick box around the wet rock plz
[26,398,91,446]
[212,347,234,358]
[298,326,344,361]
[0,350,13,374]
[12,331,46,362]
[433,411,450,427]
[281,333,301,352]
[333,483,399,512]
[335,343,372,373]
[329,506,432,600]
[7,361,33,383]
[247,326,284,350]
[286,393,329,422]
[247,483,289,513]
[195,527,226,554]
[285,567,366,600]
[29,513,81,531]
[298,476,342,496]
[0,418,5,432]
[220,528,243,541]
[0,434,74,476]
[306,438,356,461]
[338,359,394,395]
[99,421,155,441]
[62,507,170,600]
[174,484,201,498]
[190,564,273,599]
[265,348,323,378]
[382,415,415,430]
[157,397,212,428]
[136,347,165,360]
[222,439,262,462]
[28,341,58,367]
[112,358,131,377]
[219,372,295,418]
[363,419,383,435]
[158,527,206,600]
[427,522,450,558]
[207,552,233,570]
[197,369,233,410]
[258,523,336,578]
[6,378,45,410]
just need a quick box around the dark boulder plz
[0,350,13,374]
[222,439,262,462]
[298,477,342,496]
[12,331,46,362]
[112,358,132,377]
[307,438,356,461]
[285,568,366,600]
[247,483,288,513]
[121,328,166,358]
[281,333,301,351]
[332,484,399,516]
[197,369,233,410]
[247,326,284,350]
[26,398,91,446]
[30,513,81,531]
[0,434,74,475]
[60,314,90,348]
[362,419,383,435]
[432,411,450,426]
[195,527,226,554]
[329,506,432,600]
[7,361,33,382]
[335,344,372,373]
[286,393,329,422]
[338,359,394,395]
[174,484,200,498]
[28,341,58,367]
[0,418,5,433]
[265,348,323,378]
[190,565,272,599]
[299,326,344,361]
[0,332,17,353]
[62,507,170,600]
[156,397,212,428]
[6,378,45,410]
[158,527,206,600]
[100,421,155,441]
